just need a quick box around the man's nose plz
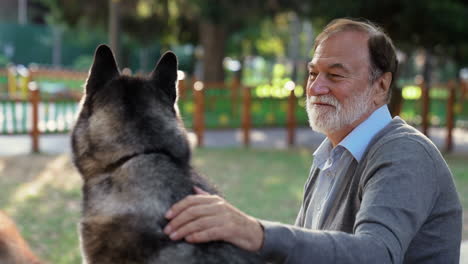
[307,76,330,97]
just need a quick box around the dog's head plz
[71,45,190,178]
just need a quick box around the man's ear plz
[374,72,392,104]
[85,45,120,95]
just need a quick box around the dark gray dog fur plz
[71,45,264,264]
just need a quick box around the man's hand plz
[164,187,264,252]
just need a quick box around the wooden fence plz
[188,81,301,147]
[0,79,303,152]
[0,66,467,153]
[398,80,468,152]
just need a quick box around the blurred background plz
[0,0,467,263]
[1,0,468,137]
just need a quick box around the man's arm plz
[164,186,264,251]
[258,139,440,263]
[165,139,440,263]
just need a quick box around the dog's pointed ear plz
[150,51,178,103]
[85,45,119,95]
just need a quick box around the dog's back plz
[71,45,263,263]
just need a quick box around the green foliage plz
[0,55,8,67]
[37,0,468,81]
[300,0,468,65]
[253,64,293,98]
[254,14,291,58]
[39,0,192,47]
[71,55,93,71]
[243,61,305,99]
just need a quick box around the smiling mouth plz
[313,102,335,107]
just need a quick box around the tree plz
[39,0,305,80]
[183,0,299,82]
[39,0,194,68]
[298,0,468,114]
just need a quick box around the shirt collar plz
[313,138,333,169]
[338,104,392,162]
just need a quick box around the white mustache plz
[308,95,339,107]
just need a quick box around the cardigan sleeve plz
[257,138,442,264]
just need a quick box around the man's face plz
[306,31,377,135]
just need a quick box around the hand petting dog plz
[164,187,264,252]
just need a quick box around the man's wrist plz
[245,216,265,252]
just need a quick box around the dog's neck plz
[102,148,184,174]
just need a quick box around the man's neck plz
[326,104,382,147]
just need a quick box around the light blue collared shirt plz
[305,105,392,229]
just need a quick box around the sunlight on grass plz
[292,187,304,201]
[0,150,466,263]
[263,175,284,186]
[11,155,79,205]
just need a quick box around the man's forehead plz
[318,30,369,48]
[310,32,370,69]
[308,55,357,70]
[316,31,368,54]
[308,60,350,72]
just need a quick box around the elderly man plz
[164,18,462,263]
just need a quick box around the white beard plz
[306,88,373,134]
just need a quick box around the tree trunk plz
[388,52,407,117]
[139,47,149,73]
[388,85,403,117]
[421,49,433,136]
[199,21,226,82]
[52,26,62,67]
[108,0,120,64]
[18,0,27,25]
[288,13,301,83]
[388,60,404,117]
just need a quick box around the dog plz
[0,211,43,264]
[71,45,264,263]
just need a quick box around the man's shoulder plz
[367,117,440,159]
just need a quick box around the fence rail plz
[1,66,467,153]
[0,96,79,135]
[0,100,29,134]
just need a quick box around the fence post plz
[231,76,240,116]
[178,78,186,99]
[421,80,430,136]
[242,86,251,147]
[445,81,456,153]
[287,88,296,146]
[193,81,204,147]
[29,82,40,153]
[461,81,467,113]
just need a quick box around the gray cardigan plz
[258,117,462,263]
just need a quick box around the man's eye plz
[309,72,318,79]
[329,73,343,79]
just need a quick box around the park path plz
[462,241,468,264]
[0,126,467,156]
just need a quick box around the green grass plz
[0,149,466,263]
[445,154,468,208]
[445,154,468,242]
[192,148,311,223]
